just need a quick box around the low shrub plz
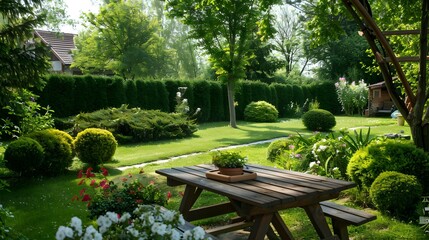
[347,139,429,193]
[266,139,289,162]
[244,101,278,122]
[309,138,349,179]
[301,109,336,131]
[73,128,117,167]
[370,171,422,221]
[27,130,73,175]
[74,105,198,143]
[4,137,44,175]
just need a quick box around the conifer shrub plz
[46,129,75,158]
[348,139,429,193]
[4,137,44,175]
[27,129,73,175]
[370,171,422,220]
[244,101,279,122]
[73,128,117,167]
[302,109,336,131]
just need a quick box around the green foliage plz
[88,178,167,220]
[340,127,376,153]
[266,139,289,162]
[209,81,226,121]
[38,75,75,117]
[212,151,247,168]
[309,138,349,179]
[309,81,342,114]
[1,89,54,139]
[302,109,336,131]
[73,128,117,167]
[335,78,368,115]
[244,101,279,122]
[4,137,44,175]
[106,77,126,108]
[46,129,75,158]
[370,171,422,221]
[74,105,198,143]
[347,139,429,193]
[0,0,50,104]
[27,129,73,175]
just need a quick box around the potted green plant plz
[211,151,247,176]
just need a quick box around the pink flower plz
[77,170,83,179]
[167,191,172,200]
[82,194,91,202]
[86,168,95,178]
[101,168,109,176]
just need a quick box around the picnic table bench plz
[320,201,376,240]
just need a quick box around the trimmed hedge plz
[73,128,117,166]
[302,109,336,131]
[39,75,341,121]
[4,137,44,175]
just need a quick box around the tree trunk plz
[227,80,237,128]
[410,121,429,152]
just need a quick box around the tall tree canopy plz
[0,0,51,103]
[165,0,280,128]
[72,0,172,79]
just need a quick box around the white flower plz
[178,215,186,225]
[182,230,193,240]
[171,229,181,240]
[126,225,139,237]
[318,145,328,152]
[151,222,167,235]
[83,226,100,240]
[192,226,206,240]
[309,161,317,168]
[70,217,83,236]
[119,212,131,223]
[106,212,119,223]
[161,209,175,222]
[182,99,188,104]
[176,92,181,98]
[64,227,74,238]
[55,226,67,240]
[97,215,112,229]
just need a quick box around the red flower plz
[100,179,107,187]
[90,179,98,187]
[77,170,83,179]
[79,188,86,196]
[71,195,79,202]
[167,191,172,200]
[78,179,85,186]
[86,168,95,178]
[101,168,109,177]
[102,184,110,190]
[82,194,91,202]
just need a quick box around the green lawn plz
[1,116,425,239]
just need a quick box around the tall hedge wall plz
[38,75,341,121]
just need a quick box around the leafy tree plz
[165,0,280,128]
[0,0,50,104]
[72,0,172,79]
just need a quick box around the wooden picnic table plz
[156,164,356,240]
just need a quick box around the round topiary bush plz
[370,171,422,220]
[244,101,279,122]
[266,139,289,162]
[27,130,73,175]
[73,128,117,167]
[301,109,336,131]
[46,129,75,158]
[347,139,429,193]
[4,137,44,175]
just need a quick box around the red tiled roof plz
[35,30,76,65]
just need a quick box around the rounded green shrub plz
[244,101,278,122]
[73,128,117,166]
[301,109,336,131]
[4,137,44,175]
[347,139,429,193]
[267,139,290,162]
[27,130,73,175]
[370,171,422,220]
[46,129,75,157]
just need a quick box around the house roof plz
[34,30,76,65]
[368,81,385,89]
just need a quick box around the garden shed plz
[366,81,393,116]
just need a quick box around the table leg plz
[179,185,202,220]
[271,212,294,240]
[303,203,334,239]
[248,213,273,240]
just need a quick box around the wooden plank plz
[156,168,280,207]
[185,202,236,221]
[304,204,334,239]
[320,201,376,225]
[248,213,274,240]
[205,221,254,235]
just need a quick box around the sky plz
[61,0,100,33]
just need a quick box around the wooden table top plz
[156,164,356,210]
